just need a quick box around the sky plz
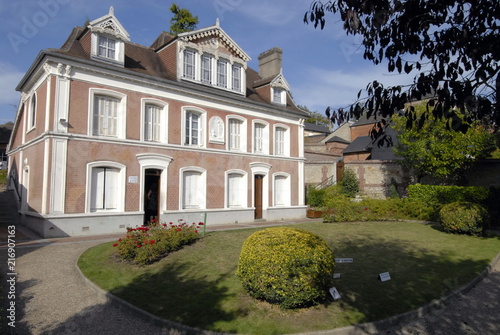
[0,0,415,124]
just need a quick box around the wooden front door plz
[254,175,263,219]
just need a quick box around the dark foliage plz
[305,0,499,135]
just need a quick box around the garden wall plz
[347,159,500,199]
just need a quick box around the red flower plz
[118,238,122,242]
[162,223,167,227]
[150,240,155,244]
[176,228,182,232]
[198,222,204,226]
[364,208,368,210]
[113,243,118,247]
[137,245,141,248]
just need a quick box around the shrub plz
[113,220,203,265]
[306,186,326,208]
[236,227,334,309]
[340,168,360,197]
[439,202,488,236]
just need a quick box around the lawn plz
[78,221,500,334]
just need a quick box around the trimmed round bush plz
[236,227,335,309]
[439,201,488,236]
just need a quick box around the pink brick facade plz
[8,9,307,237]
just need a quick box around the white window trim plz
[141,98,168,143]
[181,106,207,148]
[252,120,269,155]
[273,172,291,207]
[272,87,287,105]
[90,32,125,65]
[88,88,127,139]
[179,166,207,210]
[27,92,37,132]
[226,115,247,152]
[85,161,126,213]
[273,124,290,156]
[225,169,248,209]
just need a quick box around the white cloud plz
[292,64,417,113]
[0,62,23,106]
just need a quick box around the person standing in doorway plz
[146,183,158,225]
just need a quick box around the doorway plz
[144,169,161,225]
[254,174,263,219]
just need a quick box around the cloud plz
[0,62,23,105]
[292,64,417,113]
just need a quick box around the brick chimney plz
[258,47,282,79]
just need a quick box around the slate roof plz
[20,24,307,117]
[342,136,372,154]
[325,136,350,144]
[304,122,330,134]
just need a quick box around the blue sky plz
[0,0,414,124]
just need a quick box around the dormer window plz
[272,87,286,105]
[217,59,228,88]
[98,36,116,59]
[232,65,242,92]
[183,49,196,80]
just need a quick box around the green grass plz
[0,170,7,189]
[78,221,500,334]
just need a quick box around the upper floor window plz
[183,107,206,147]
[274,125,290,156]
[89,89,126,139]
[28,93,37,130]
[183,49,196,80]
[142,99,168,143]
[253,121,269,155]
[232,65,242,92]
[272,87,286,105]
[98,36,116,59]
[227,116,247,152]
[201,54,213,84]
[217,59,228,88]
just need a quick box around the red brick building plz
[8,8,308,237]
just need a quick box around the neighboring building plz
[8,8,308,237]
[0,122,13,165]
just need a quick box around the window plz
[232,65,242,92]
[144,104,160,142]
[90,167,120,212]
[274,174,290,207]
[181,168,206,210]
[98,36,116,59]
[254,123,264,153]
[183,49,196,80]
[201,54,213,84]
[185,111,201,145]
[227,172,247,207]
[29,93,37,129]
[93,95,119,137]
[275,127,285,155]
[228,119,242,151]
[217,59,228,88]
[272,87,286,105]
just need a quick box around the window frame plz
[91,32,124,65]
[225,169,248,208]
[86,161,126,213]
[141,98,168,143]
[180,166,207,210]
[183,48,196,80]
[88,88,127,139]
[226,115,247,152]
[28,92,37,131]
[272,87,286,105]
[273,172,291,207]
[217,58,228,88]
[252,120,269,155]
[201,53,213,84]
[182,107,207,147]
[273,124,290,156]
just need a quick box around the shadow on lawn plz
[326,231,495,328]
[109,261,242,333]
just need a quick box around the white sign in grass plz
[329,287,341,300]
[335,258,353,263]
[378,272,391,282]
[333,273,341,279]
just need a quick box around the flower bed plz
[113,220,203,265]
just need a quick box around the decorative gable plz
[88,7,130,66]
[176,19,250,95]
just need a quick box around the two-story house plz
[7,8,308,237]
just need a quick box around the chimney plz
[258,47,282,79]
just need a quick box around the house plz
[7,8,308,237]
[0,122,13,166]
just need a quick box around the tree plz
[304,0,499,136]
[169,3,199,35]
[391,102,495,184]
[299,105,331,127]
